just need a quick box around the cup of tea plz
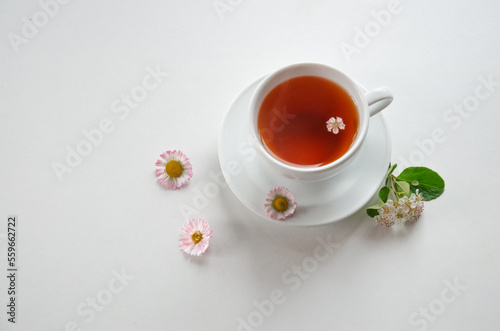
[249,62,393,181]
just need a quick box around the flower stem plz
[389,175,397,200]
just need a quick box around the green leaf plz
[366,208,379,218]
[394,180,410,197]
[396,167,445,201]
[379,186,391,203]
[366,200,385,218]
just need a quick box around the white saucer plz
[218,77,391,226]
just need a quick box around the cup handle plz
[364,87,393,117]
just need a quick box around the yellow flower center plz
[165,160,182,178]
[191,231,203,244]
[273,196,288,212]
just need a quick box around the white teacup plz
[249,62,393,181]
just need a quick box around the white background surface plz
[1,0,500,330]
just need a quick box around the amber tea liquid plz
[257,76,359,167]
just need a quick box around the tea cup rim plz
[249,62,373,179]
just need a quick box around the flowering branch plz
[367,164,445,227]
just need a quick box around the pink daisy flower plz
[326,116,346,134]
[155,150,193,190]
[179,218,213,256]
[265,186,297,220]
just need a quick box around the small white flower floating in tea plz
[265,186,297,220]
[326,116,345,134]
